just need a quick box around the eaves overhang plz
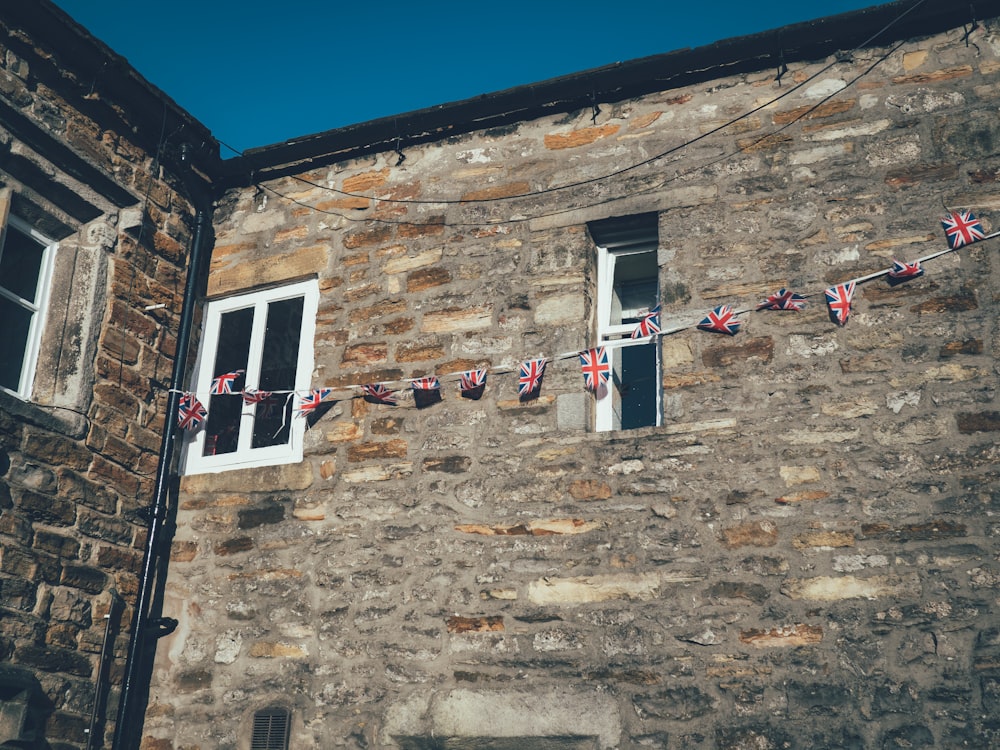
[216,0,996,189]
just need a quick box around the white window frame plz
[182,279,318,475]
[595,241,662,432]
[0,215,58,401]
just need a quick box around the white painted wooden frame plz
[182,278,318,474]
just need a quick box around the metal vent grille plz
[251,707,290,750]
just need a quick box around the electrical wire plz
[259,0,929,222]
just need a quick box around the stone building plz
[3,0,1000,749]
[0,2,214,748]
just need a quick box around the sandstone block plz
[782,574,920,601]
[421,306,493,333]
[347,439,408,462]
[739,624,823,647]
[445,616,504,633]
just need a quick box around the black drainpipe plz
[111,147,211,750]
[86,589,124,750]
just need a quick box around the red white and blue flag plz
[887,259,924,285]
[210,369,244,395]
[411,376,440,391]
[518,358,547,396]
[177,393,207,430]
[757,288,807,311]
[579,347,611,391]
[241,388,273,405]
[362,383,397,405]
[941,210,985,249]
[631,305,661,339]
[697,305,743,335]
[296,388,332,417]
[824,281,856,326]
[459,369,488,392]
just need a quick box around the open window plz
[590,213,661,432]
[182,279,318,474]
[0,201,57,400]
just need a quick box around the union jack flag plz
[579,347,611,391]
[824,281,856,326]
[177,393,207,430]
[296,388,332,417]
[210,369,244,395]
[697,305,743,335]
[459,369,488,392]
[518,358,547,396]
[362,383,397,405]
[631,305,661,339]
[756,288,807,311]
[941,210,985,249]
[887,259,924,285]
[410,376,440,391]
[241,388,273,405]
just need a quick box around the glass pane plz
[0,296,31,391]
[203,307,253,457]
[0,225,45,303]
[252,296,303,448]
[615,343,658,430]
[613,251,658,323]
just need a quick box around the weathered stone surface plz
[782,574,920,601]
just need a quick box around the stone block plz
[396,341,445,362]
[445,616,504,633]
[957,411,1000,433]
[347,439,408,462]
[421,306,493,333]
[207,245,328,296]
[568,479,612,500]
[782,574,920,601]
[527,572,697,605]
[544,124,620,149]
[406,267,451,292]
[720,521,778,548]
[739,624,824,647]
[534,294,585,325]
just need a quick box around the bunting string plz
[176,212,996,429]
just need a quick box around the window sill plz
[0,389,88,439]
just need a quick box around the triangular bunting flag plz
[824,281,856,326]
[756,288,807,311]
[579,347,611,391]
[362,383,397,405]
[177,393,207,430]
[697,305,742,335]
[887,259,924,286]
[410,376,440,390]
[518,358,547,397]
[941,210,985,249]
[242,388,273,405]
[631,305,661,339]
[411,376,441,408]
[459,369,487,392]
[296,388,333,417]
[210,369,245,395]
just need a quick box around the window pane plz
[612,251,658,323]
[0,225,45,303]
[203,307,254,457]
[615,343,658,430]
[252,297,304,449]
[0,296,31,391]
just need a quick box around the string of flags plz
[177,210,996,431]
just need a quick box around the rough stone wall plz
[155,19,998,750]
[0,14,202,750]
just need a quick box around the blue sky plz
[53,1,881,156]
